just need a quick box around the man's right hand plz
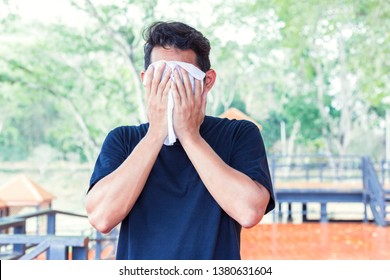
[143,62,172,140]
[86,62,173,234]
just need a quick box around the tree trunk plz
[314,61,334,155]
[337,35,353,155]
[284,120,301,178]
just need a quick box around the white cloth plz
[150,60,206,145]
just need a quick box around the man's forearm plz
[85,130,165,233]
[180,134,270,228]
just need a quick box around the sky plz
[2,0,90,26]
[2,0,257,46]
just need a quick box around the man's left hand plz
[171,67,205,141]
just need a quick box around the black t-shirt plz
[89,116,275,259]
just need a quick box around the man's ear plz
[140,71,146,85]
[203,69,216,95]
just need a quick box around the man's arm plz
[181,136,270,228]
[172,68,271,228]
[86,131,164,233]
[85,64,171,233]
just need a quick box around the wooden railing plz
[270,155,389,226]
[362,157,389,226]
[0,210,117,260]
[269,154,363,182]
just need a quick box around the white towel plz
[150,60,206,145]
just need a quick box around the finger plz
[151,62,166,95]
[180,67,192,99]
[173,68,186,100]
[161,67,172,84]
[161,79,171,102]
[157,67,171,99]
[194,79,202,105]
[144,66,154,106]
[201,91,207,114]
[144,65,154,89]
[171,78,181,106]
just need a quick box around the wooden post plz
[320,203,327,223]
[47,212,56,235]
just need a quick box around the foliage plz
[0,0,388,164]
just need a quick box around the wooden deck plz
[241,223,390,259]
[28,222,390,260]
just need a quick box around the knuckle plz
[157,83,165,91]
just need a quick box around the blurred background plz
[0,0,389,220]
[1,0,390,260]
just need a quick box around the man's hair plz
[143,21,211,72]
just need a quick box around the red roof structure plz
[219,107,263,130]
[0,175,55,207]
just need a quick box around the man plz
[86,21,275,260]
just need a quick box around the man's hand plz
[171,67,205,142]
[170,68,270,228]
[144,62,172,140]
[87,63,173,234]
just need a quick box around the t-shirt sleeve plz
[88,127,128,193]
[229,121,275,214]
